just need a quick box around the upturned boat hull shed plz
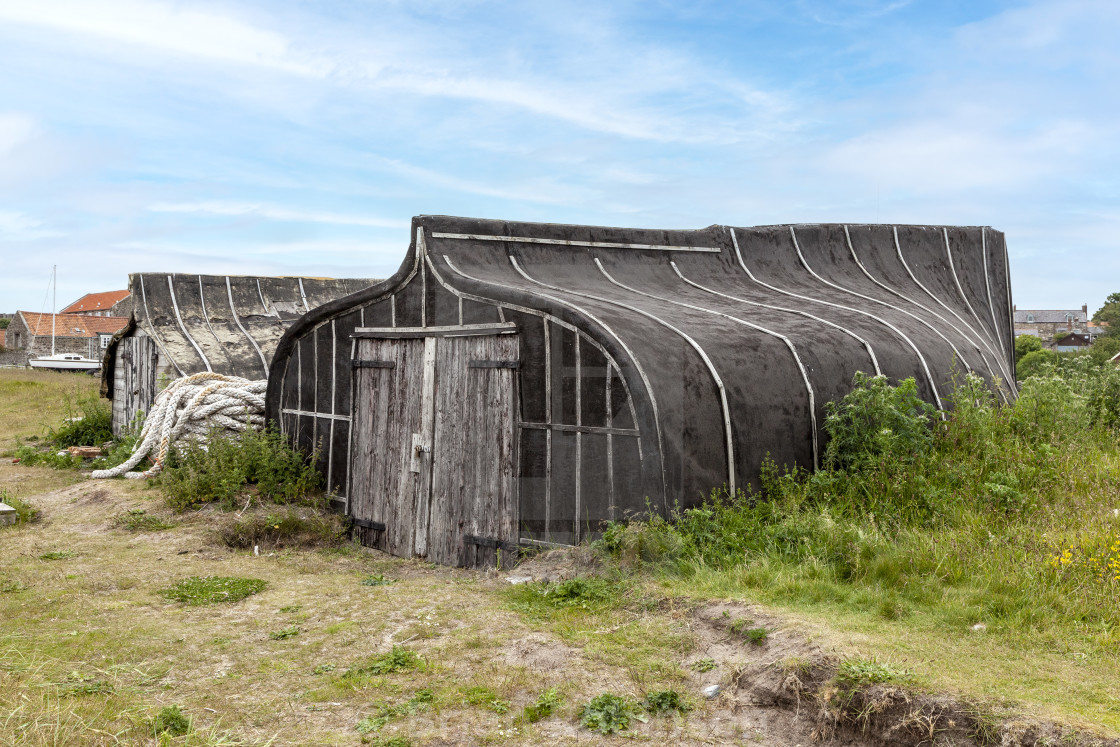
[265,216,1016,568]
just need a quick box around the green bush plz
[822,372,935,472]
[159,426,322,511]
[48,393,113,448]
[522,687,562,723]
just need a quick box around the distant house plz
[6,311,129,360]
[60,290,131,317]
[1013,304,1092,346]
[1055,332,1093,353]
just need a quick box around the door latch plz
[410,433,430,473]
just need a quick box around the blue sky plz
[1,0,1118,315]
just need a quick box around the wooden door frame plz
[346,322,521,564]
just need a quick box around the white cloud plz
[0,0,327,76]
[0,210,63,240]
[147,201,408,229]
[0,113,35,157]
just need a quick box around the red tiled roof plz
[17,312,128,338]
[60,290,129,314]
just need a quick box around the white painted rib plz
[226,277,269,377]
[138,274,184,377]
[431,231,720,253]
[196,275,227,370]
[981,228,1010,379]
[894,228,1014,392]
[297,278,310,313]
[597,258,814,473]
[435,253,641,434]
[789,227,949,408]
[844,226,980,372]
[166,275,212,372]
[944,228,999,350]
[578,258,737,490]
[496,254,669,500]
[255,279,272,316]
[670,261,880,376]
[732,228,943,409]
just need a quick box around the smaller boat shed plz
[265,215,1017,569]
[102,273,374,435]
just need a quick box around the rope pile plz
[91,373,267,480]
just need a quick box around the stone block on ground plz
[0,503,16,526]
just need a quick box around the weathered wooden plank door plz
[348,336,436,557]
[427,332,520,568]
[349,325,519,568]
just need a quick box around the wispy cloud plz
[0,210,63,240]
[147,201,408,229]
[0,113,35,157]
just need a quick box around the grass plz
[112,508,175,532]
[158,576,268,605]
[605,363,1120,731]
[0,369,99,453]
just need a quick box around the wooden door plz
[348,336,436,558]
[348,326,519,568]
[428,332,520,568]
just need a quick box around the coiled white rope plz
[91,373,267,480]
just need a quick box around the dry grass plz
[0,369,100,452]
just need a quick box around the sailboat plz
[28,266,101,372]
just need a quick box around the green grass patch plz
[269,625,300,640]
[460,685,510,714]
[112,509,175,532]
[579,692,641,735]
[39,550,75,561]
[342,646,421,680]
[729,620,769,645]
[644,688,691,716]
[361,574,395,586]
[151,705,191,737]
[158,576,267,605]
[521,686,562,723]
[1,493,40,526]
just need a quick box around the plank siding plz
[111,336,157,436]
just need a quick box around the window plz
[100,334,110,349]
[1026,313,1034,323]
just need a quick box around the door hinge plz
[352,360,396,369]
[464,534,519,553]
[468,360,520,369]
[352,518,386,532]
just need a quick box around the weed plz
[60,678,114,696]
[0,578,27,593]
[644,689,691,716]
[836,658,910,688]
[729,620,769,645]
[342,646,421,679]
[112,509,175,532]
[579,692,639,735]
[521,687,562,723]
[1,493,39,526]
[361,574,395,586]
[269,626,300,640]
[152,705,192,737]
[279,604,302,613]
[313,663,336,675]
[691,658,716,673]
[159,426,323,511]
[39,550,75,560]
[158,576,267,605]
[508,575,627,618]
[48,393,114,448]
[461,685,510,714]
[219,507,345,550]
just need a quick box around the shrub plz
[48,393,113,448]
[159,426,322,511]
[159,576,267,605]
[822,372,935,471]
[152,705,191,737]
[579,693,637,734]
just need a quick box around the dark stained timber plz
[264,216,1017,568]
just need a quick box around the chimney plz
[1083,303,1088,319]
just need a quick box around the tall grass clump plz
[159,426,322,511]
[602,364,1120,640]
[13,392,116,468]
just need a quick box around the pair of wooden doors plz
[348,324,520,568]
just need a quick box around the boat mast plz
[51,265,56,357]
